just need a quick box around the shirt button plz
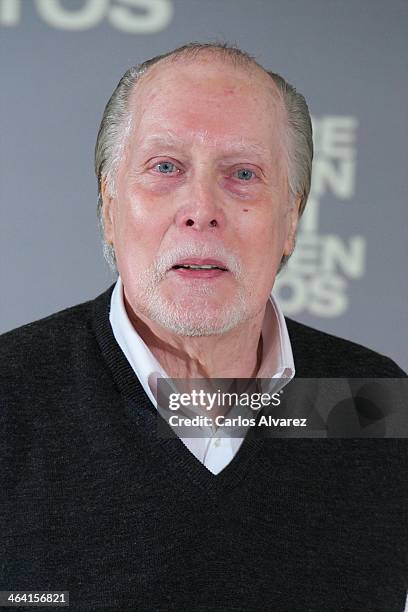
[214,438,221,447]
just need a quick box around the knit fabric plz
[1,284,407,611]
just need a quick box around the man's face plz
[102,56,299,336]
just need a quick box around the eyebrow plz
[139,132,185,150]
[138,131,271,160]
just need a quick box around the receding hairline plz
[127,46,287,118]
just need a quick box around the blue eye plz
[234,168,254,181]
[156,161,177,174]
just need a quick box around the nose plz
[174,173,225,232]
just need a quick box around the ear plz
[283,196,302,257]
[100,176,115,246]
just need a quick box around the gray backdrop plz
[1,0,407,371]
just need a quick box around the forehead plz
[127,55,286,155]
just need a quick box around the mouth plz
[170,258,229,279]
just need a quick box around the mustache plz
[150,242,243,279]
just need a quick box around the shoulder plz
[0,285,114,386]
[285,317,406,378]
[0,296,94,359]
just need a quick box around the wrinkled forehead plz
[126,53,287,152]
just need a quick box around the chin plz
[153,315,242,337]
[141,291,252,337]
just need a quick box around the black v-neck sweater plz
[1,284,407,611]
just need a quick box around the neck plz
[123,295,265,380]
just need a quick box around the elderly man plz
[1,43,406,611]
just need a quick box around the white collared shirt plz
[109,276,295,474]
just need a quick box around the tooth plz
[181,264,218,269]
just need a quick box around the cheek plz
[235,209,288,293]
[112,192,167,263]
[238,204,287,257]
[117,181,172,232]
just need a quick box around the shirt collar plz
[109,276,295,402]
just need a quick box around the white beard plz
[129,242,253,337]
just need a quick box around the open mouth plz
[170,259,229,279]
[172,264,228,271]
